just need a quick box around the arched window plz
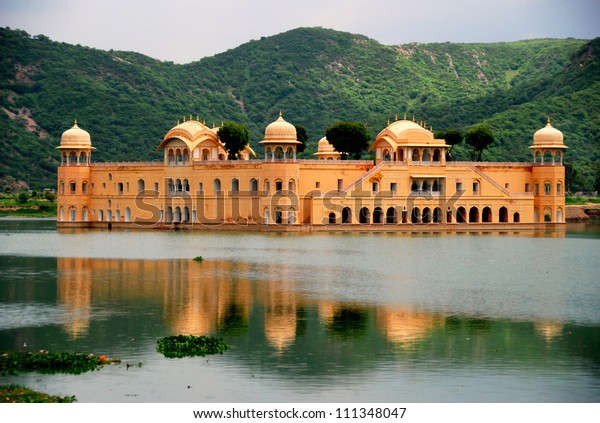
[483,207,492,223]
[373,207,384,224]
[342,207,352,224]
[213,178,221,194]
[469,207,479,223]
[457,207,466,223]
[174,207,181,223]
[250,178,258,192]
[97,209,103,221]
[274,208,283,224]
[202,148,210,161]
[183,179,189,192]
[411,181,419,191]
[288,208,295,224]
[544,207,552,222]
[433,207,442,223]
[412,149,420,162]
[182,148,189,165]
[513,212,520,223]
[446,209,453,223]
[411,207,421,223]
[543,150,554,165]
[115,209,121,222]
[175,179,182,193]
[383,149,391,161]
[69,206,76,221]
[359,207,370,224]
[106,209,112,222]
[397,148,404,161]
[288,179,295,193]
[264,179,270,193]
[183,206,190,223]
[231,178,239,193]
[432,180,440,192]
[168,178,174,194]
[557,208,563,222]
[82,207,89,221]
[422,180,430,191]
[125,207,131,222]
[386,207,397,224]
[166,206,173,223]
[432,149,441,162]
[422,207,431,223]
[264,208,270,224]
[137,179,145,193]
[534,151,542,163]
[498,207,507,223]
[422,149,431,162]
[328,212,336,224]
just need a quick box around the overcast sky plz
[1,0,599,63]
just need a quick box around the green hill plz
[1,26,598,190]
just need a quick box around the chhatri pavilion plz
[56,113,567,230]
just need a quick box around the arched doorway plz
[373,207,383,224]
[457,207,466,223]
[359,207,370,224]
[386,207,397,224]
[469,207,479,223]
[342,207,352,224]
[483,207,492,223]
[499,207,508,223]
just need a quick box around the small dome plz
[263,113,297,142]
[317,136,334,152]
[60,121,91,148]
[533,119,564,146]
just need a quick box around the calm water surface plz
[0,219,599,402]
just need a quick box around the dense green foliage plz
[465,125,495,160]
[156,335,230,358]
[217,122,250,159]
[0,192,56,216]
[0,384,75,403]
[325,121,371,159]
[0,351,119,375]
[1,27,598,190]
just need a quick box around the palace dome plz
[533,120,564,146]
[60,121,91,148]
[317,137,334,152]
[263,113,297,143]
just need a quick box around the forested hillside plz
[1,26,598,190]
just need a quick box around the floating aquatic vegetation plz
[0,351,120,375]
[156,335,229,358]
[0,384,76,403]
[193,256,203,262]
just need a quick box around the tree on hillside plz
[325,122,370,160]
[435,129,464,158]
[294,125,307,153]
[217,122,250,160]
[465,125,495,161]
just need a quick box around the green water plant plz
[0,351,120,375]
[193,256,203,262]
[156,335,229,358]
[0,384,76,403]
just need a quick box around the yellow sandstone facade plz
[56,114,567,230]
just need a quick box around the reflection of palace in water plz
[56,257,444,347]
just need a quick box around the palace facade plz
[56,113,567,230]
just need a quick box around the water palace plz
[56,113,567,230]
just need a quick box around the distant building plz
[56,113,566,230]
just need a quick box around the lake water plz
[1,219,599,402]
